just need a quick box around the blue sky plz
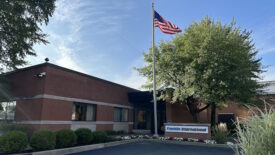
[27,0,275,89]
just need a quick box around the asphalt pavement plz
[70,141,235,155]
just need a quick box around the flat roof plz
[3,63,139,92]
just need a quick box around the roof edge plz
[2,63,140,92]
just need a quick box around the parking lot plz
[70,141,235,155]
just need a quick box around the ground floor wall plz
[166,102,253,124]
[13,94,134,134]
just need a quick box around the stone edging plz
[16,139,140,155]
[144,139,239,149]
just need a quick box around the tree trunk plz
[210,103,216,131]
[191,112,198,123]
[185,96,210,123]
[186,96,198,123]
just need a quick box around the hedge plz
[30,130,56,151]
[92,131,108,143]
[56,129,77,148]
[0,130,28,154]
[75,128,93,145]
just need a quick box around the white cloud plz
[115,70,147,90]
[56,44,86,73]
[28,0,141,87]
[262,66,275,81]
[114,57,148,90]
[260,47,275,55]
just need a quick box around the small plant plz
[0,130,28,154]
[92,131,108,143]
[236,106,275,155]
[30,130,56,151]
[212,123,228,144]
[56,129,77,148]
[75,128,93,145]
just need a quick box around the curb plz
[143,139,238,149]
[14,138,238,155]
[16,139,140,155]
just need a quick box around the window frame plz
[0,101,16,121]
[113,107,128,122]
[71,102,97,122]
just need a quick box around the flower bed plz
[117,134,235,146]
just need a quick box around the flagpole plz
[152,2,158,136]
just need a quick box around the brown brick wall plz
[96,124,113,131]
[216,103,249,122]
[166,103,195,123]
[44,65,135,106]
[14,99,44,121]
[166,102,253,124]
[165,125,211,140]
[7,66,47,98]
[40,99,73,121]
[96,105,113,121]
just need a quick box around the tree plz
[183,17,263,128]
[137,35,210,122]
[0,0,55,109]
[137,17,264,128]
[0,0,55,71]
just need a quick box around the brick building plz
[1,63,274,134]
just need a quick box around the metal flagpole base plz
[153,134,159,137]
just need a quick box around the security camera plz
[34,72,46,78]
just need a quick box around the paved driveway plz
[70,141,235,155]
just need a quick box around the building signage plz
[165,125,208,134]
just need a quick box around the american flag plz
[154,10,182,34]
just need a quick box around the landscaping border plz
[17,139,140,155]
[144,139,238,148]
[15,138,238,155]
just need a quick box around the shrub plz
[30,130,56,151]
[0,130,28,154]
[236,106,275,155]
[75,128,93,145]
[212,123,228,144]
[56,129,77,148]
[0,123,27,133]
[92,131,108,143]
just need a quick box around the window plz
[114,107,128,122]
[72,102,96,121]
[0,101,16,120]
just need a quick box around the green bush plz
[30,130,56,151]
[236,107,275,155]
[0,123,27,133]
[0,130,28,154]
[212,123,228,144]
[56,129,77,148]
[92,131,108,143]
[75,128,93,145]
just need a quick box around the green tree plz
[137,35,210,122]
[0,0,55,71]
[0,0,55,104]
[137,17,263,127]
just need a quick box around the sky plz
[27,0,275,90]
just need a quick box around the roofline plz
[2,63,140,92]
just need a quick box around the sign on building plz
[165,125,208,134]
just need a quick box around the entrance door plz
[134,108,151,130]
